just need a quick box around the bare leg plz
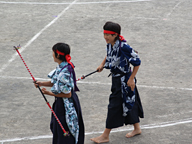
[91,128,111,143]
[125,123,141,138]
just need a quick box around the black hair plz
[103,21,121,41]
[52,43,70,61]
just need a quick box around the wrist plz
[129,76,135,80]
[39,81,43,86]
[48,91,54,96]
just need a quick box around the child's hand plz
[127,78,135,91]
[97,65,104,72]
[41,88,49,95]
[34,81,42,88]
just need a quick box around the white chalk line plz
[0,118,192,143]
[156,110,192,118]
[0,0,158,20]
[0,75,192,91]
[166,1,182,18]
[0,0,78,74]
[163,1,182,20]
[0,0,152,5]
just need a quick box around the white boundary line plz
[0,0,78,74]
[0,75,192,91]
[0,0,153,74]
[0,118,192,143]
[0,0,152,5]
[165,1,182,18]
[0,0,190,143]
[162,1,182,21]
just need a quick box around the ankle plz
[101,133,109,139]
[133,123,141,131]
[102,128,111,138]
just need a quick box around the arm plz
[121,44,141,91]
[97,56,106,72]
[34,81,53,88]
[41,88,71,98]
[127,65,140,91]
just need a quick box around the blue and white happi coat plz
[104,40,141,116]
[48,61,79,144]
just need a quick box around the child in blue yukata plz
[91,22,144,143]
[34,43,84,144]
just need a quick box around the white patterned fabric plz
[105,40,141,116]
[48,61,79,143]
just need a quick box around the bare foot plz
[125,129,141,138]
[91,135,109,143]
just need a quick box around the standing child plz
[91,22,144,143]
[34,43,84,144]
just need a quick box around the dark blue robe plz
[50,90,84,144]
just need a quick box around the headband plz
[103,30,116,35]
[103,30,125,41]
[54,50,74,68]
[55,50,65,55]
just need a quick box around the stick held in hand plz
[76,70,98,81]
[13,45,69,136]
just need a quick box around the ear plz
[57,54,60,58]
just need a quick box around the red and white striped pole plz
[13,45,69,136]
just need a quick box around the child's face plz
[52,51,60,63]
[104,33,118,45]
[52,51,63,64]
